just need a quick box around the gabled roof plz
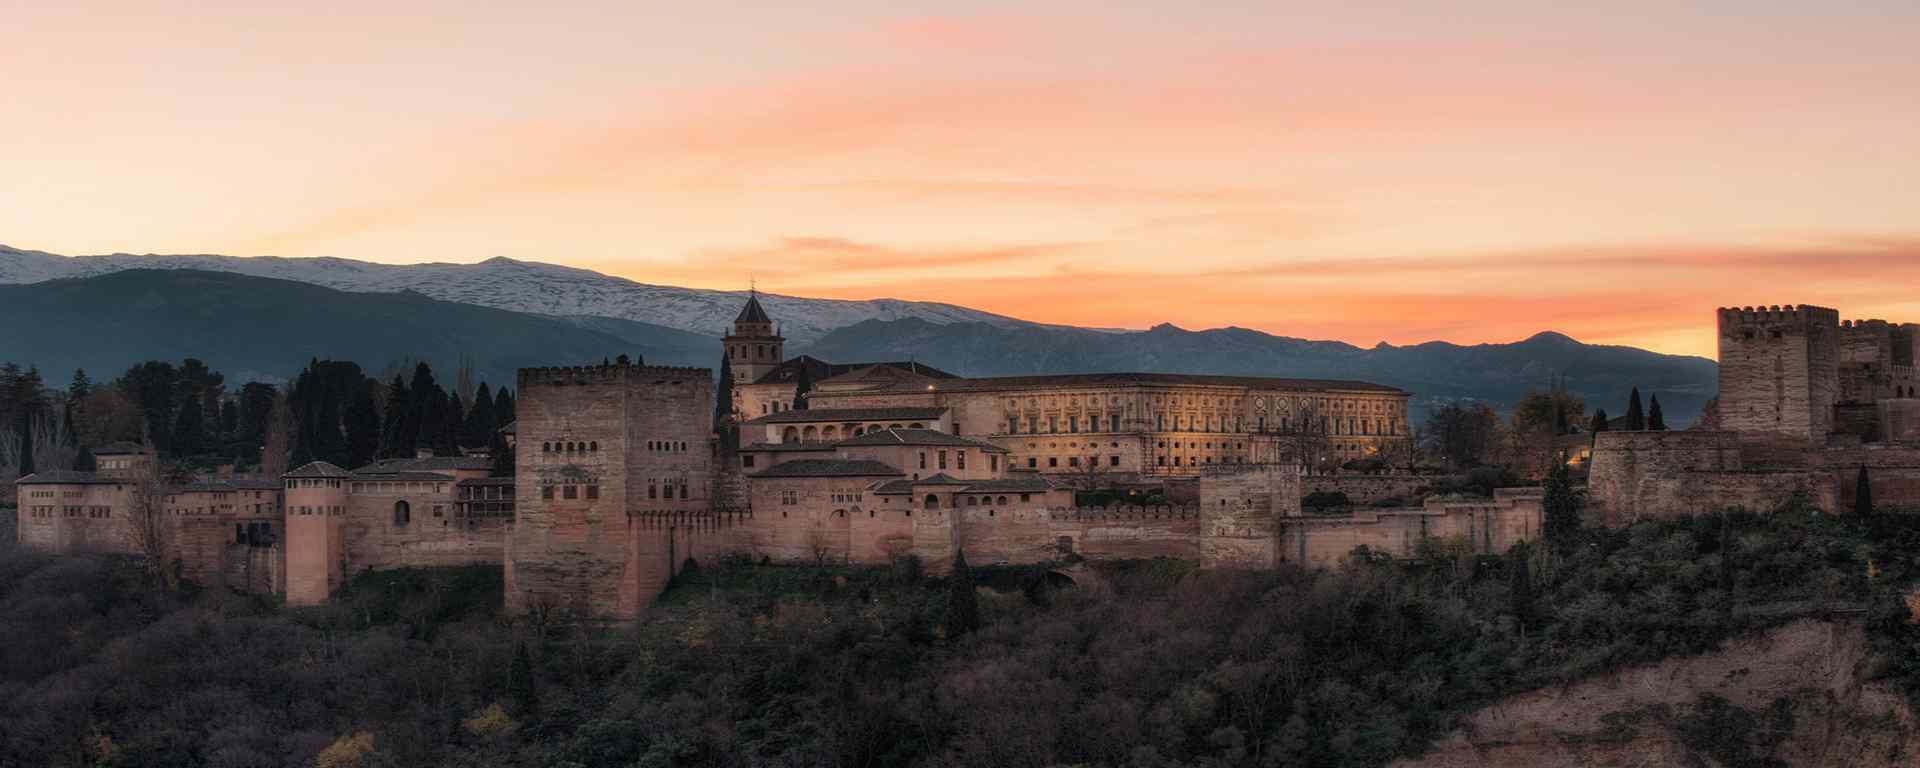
[911,473,971,486]
[740,441,839,453]
[836,428,1008,452]
[735,294,773,325]
[285,461,351,478]
[750,458,903,479]
[952,477,1061,493]
[744,406,948,426]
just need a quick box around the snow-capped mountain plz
[0,244,1028,343]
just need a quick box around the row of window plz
[916,449,972,471]
[1026,455,1123,469]
[538,484,601,500]
[542,440,599,453]
[287,478,343,489]
[646,440,688,452]
[292,505,343,516]
[780,422,927,442]
[351,481,449,495]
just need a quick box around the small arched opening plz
[923,494,939,510]
[782,426,800,444]
[393,500,411,526]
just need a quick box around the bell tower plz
[722,291,784,389]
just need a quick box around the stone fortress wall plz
[1589,304,1920,522]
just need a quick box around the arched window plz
[967,495,978,506]
[589,441,598,451]
[782,426,800,444]
[909,422,925,429]
[823,426,838,440]
[997,495,1008,506]
[393,500,411,526]
[802,426,818,441]
[924,494,939,510]
[542,442,551,452]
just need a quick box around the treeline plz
[1418,384,1672,475]
[3,503,1919,766]
[0,357,516,483]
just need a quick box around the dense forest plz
[0,357,518,486]
[4,501,1920,767]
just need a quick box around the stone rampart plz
[1588,431,1744,523]
[1302,474,1436,505]
[1279,489,1542,568]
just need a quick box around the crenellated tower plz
[1716,304,1840,442]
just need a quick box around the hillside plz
[800,319,1719,422]
[0,244,1026,344]
[0,269,717,385]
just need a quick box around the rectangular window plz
[919,452,927,469]
[1069,456,1079,466]
[1110,455,1120,467]
[586,485,600,500]
[990,455,999,472]
[541,485,555,500]
[957,451,966,470]
[1008,417,1019,434]
[1089,415,1099,431]
[648,484,658,499]
[1068,415,1078,432]
[563,485,578,500]
[938,450,947,470]
[742,455,756,468]
[1028,457,1037,468]
[1048,457,1058,467]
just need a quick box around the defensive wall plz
[1278,488,1543,569]
[1302,474,1435,505]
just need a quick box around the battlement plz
[1842,318,1896,331]
[1716,304,1839,326]
[516,363,712,386]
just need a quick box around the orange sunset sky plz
[5,1,1918,358]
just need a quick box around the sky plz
[4,1,1918,358]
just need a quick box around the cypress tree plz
[406,363,439,456]
[1624,387,1645,431]
[345,384,381,468]
[1647,394,1667,431]
[1542,461,1580,554]
[494,389,515,426]
[945,550,980,638]
[314,390,348,466]
[465,383,495,446]
[1856,465,1874,517]
[1590,409,1610,434]
[436,392,464,456]
[172,392,207,456]
[792,363,812,411]
[715,353,735,429]
[381,375,411,458]
[1507,541,1535,627]
[488,428,514,478]
[15,412,33,476]
[509,642,538,714]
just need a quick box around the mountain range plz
[0,245,1719,423]
[0,244,1021,344]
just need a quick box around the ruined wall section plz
[1717,305,1838,442]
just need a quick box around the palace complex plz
[16,295,1547,620]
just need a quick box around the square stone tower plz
[1716,305,1840,442]
[506,362,714,621]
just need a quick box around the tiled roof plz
[285,461,351,478]
[169,478,284,493]
[911,473,970,486]
[871,479,916,495]
[750,357,957,386]
[735,294,773,325]
[751,459,903,479]
[740,441,840,453]
[953,477,1061,493]
[349,470,456,482]
[456,477,516,487]
[860,372,1405,394]
[354,456,491,473]
[16,469,118,485]
[744,406,948,426]
[92,441,146,455]
[836,428,1007,452]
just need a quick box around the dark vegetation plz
[7,504,1920,767]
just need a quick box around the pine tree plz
[67,368,92,400]
[1624,387,1645,431]
[436,391,464,456]
[1856,465,1874,517]
[381,375,412,458]
[792,364,812,411]
[406,363,441,457]
[465,383,495,446]
[495,389,515,426]
[1542,461,1580,553]
[1647,394,1667,431]
[945,550,980,638]
[314,389,348,466]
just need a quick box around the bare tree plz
[1262,400,1332,474]
[0,408,79,482]
[122,437,177,589]
[1067,454,1111,493]
[261,393,293,477]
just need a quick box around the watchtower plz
[722,292,784,389]
[1716,304,1839,441]
[283,461,350,606]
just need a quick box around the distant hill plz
[0,244,1027,344]
[0,270,719,386]
[798,319,1718,423]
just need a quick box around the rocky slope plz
[0,244,1024,343]
[1396,617,1918,767]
